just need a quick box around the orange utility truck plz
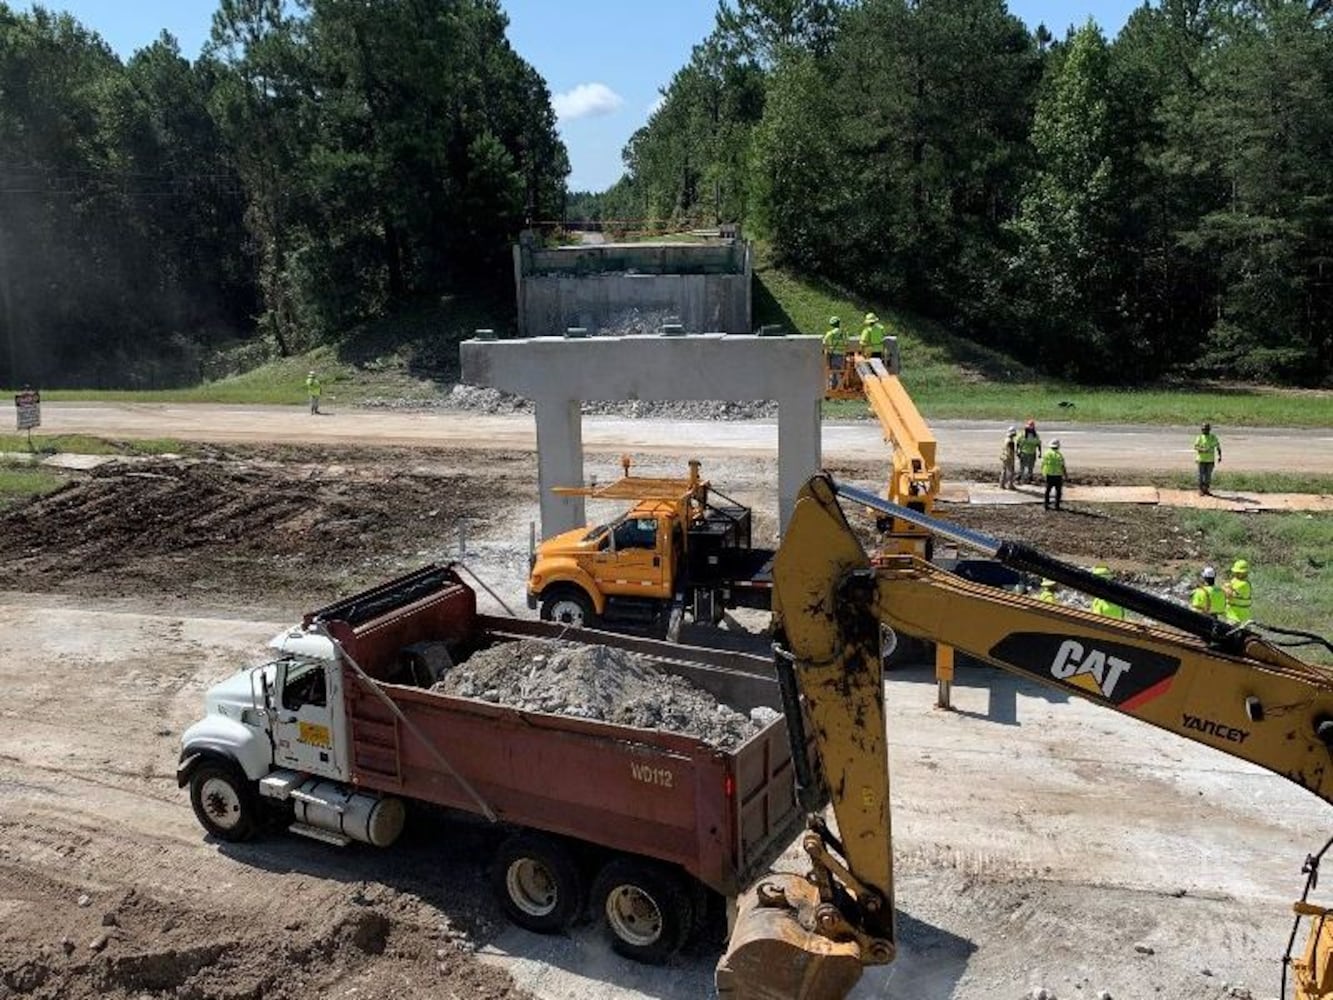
[526,459,774,634]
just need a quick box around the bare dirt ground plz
[0,443,1325,1000]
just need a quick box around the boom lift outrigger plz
[717,473,1333,1000]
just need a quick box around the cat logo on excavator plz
[988,632,1181,709]
[1049,639,1132,699]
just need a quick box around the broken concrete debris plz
[432,638,761,750]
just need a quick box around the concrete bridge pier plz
[459,333,823,539]
[532,396,586,534]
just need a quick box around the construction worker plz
[1193,421,1222,495]
[1037,578,1058,604]
[822,316,847,390]
[859,312,886,362]
[1224,558,1252,623]
[1090,565,1125,619]
[1017,419,1042,484]
[1000,426,1018,489]
[1041,439,1066,511]
[305,370,322,415]
[1191,565,1227,617]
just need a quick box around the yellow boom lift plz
[717,473,1333,1000]
[826,335,939,557]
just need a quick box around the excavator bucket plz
[1292,901,1333,999]
[716,874,864,1000]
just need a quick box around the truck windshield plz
[582,521,615,542]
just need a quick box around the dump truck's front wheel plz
[188,760,257,842]
[540,587,596,629]
[492,832,586,934]
[592,857,693,964]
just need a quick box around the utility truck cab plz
[527,458,774,633]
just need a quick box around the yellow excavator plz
[717,473,1333,1000]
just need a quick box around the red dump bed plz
[310,565,814,897]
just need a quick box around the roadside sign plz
[15,390,40,431]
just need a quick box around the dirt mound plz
[434,639,760,749]
[0,458,505,605]
[0,880,529,1000]
[939,503,1208,565]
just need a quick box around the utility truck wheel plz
[189,761,257,842]
[492,832,585,934]
[540,589,595,629]
[592,857,693,964]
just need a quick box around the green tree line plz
[0,0,567,388]
[582,0,1333,385]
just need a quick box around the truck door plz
[600,516,669,598]
[273,658,347,779]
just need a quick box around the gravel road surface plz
[38,402,1333,473]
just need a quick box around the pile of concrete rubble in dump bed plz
[432,638,778,750]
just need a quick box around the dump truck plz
[177,564,815,963]
[526,458,774,633]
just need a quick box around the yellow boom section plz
[856,359,938,512]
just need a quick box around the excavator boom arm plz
[719,473,1333,1000]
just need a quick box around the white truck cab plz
[177,626,401,847]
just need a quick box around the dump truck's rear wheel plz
[592,857,693,964]
[540,588,596,629]
[492,832,585,934]
[188,760,257,842]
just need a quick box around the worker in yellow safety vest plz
[1041,439,1066,511]
[859,312,886,361]
[1191,565,1227,617]
[1017,419,1042,484]
[1193,422,1222,495]
[1090,565,1125,619]
[1037,578,1058,604]
[822,316,847,391]
[305,370,322,415]
[1224,558,1252,623]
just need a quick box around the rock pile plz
[433,638,761,750]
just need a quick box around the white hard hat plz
[1050,438,1061,448]
[1007,425,1017,434]
[1202,565,1216,581]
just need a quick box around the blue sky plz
[33,0,1144,191]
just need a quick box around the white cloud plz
[552,82,624,122]
[647,94,666,116]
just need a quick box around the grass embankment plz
[0,434,191,456]
[754,258,1333,428]
[1181,509,1333,662]
[8,252,1331,427]
[0,463,65,509]
[1149,470,1333,495]
[6,293,505,407]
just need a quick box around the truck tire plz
[591,857,693,964]
[540,588,596,629]
[188,760,257,842]
[492,832,586,934]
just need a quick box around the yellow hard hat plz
[1040,579,1056,588]
[1231,559,1249,575]
[1092,565,1111,578]
[864,312,878,325]
[828,316,840,327]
